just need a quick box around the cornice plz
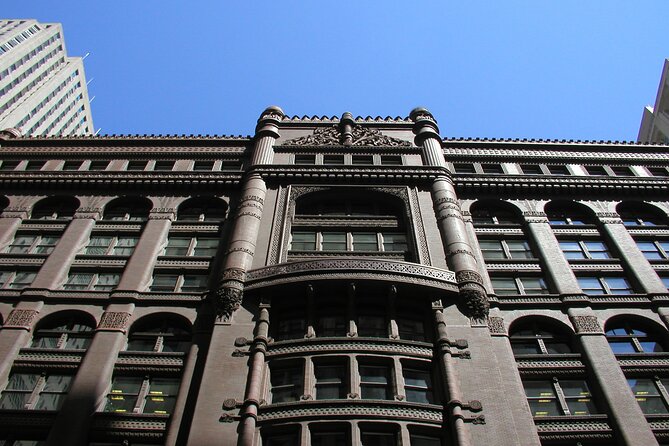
[266,338,434,359]
[0,171,242,190]
[454,174,669,198]
[255,165,445,184]
[443,137,669,152]
[279,114,413,125]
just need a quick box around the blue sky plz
[4,1,668,140]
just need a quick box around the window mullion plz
[537,338,549,355]
[501,240,512,259]
[134,377,151,413]
[553,379,571,415]
[175,275,185,292]
[188,237,197,256]
[350,356,360,398]
[155,335,164,353]
[304,358,314,400]
[393,358,403,401]
[655,377,669,408]
[56,333,68,349]
[578,241,590,259]
[515,277,525,295]
[26,374,47,409]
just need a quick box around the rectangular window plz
[89,160,109,170]
[6,234,59,254]
[360,429,397,446]
[311,430,347,446]
[164,237,191,256]
[62,160,83,170]
[127,161,148,171]
[25,161,46,171]
[547,165,570,175]
[397,314,427,342]
[321,232,347,251]
[611,166,634,176]
[520,164,543,175]
[0,160,20,170]
[0,373,71,410]
[359,364,392,400]
[628,378,669,414]
[149,274,208,293]
[481,164,503,174]
[323,155,345,165]
[193,160,215,171]
[164,236,219,257]
[585,165,607,176]
[63,273,119,291]
[1,271,37,289]
[381,233,407,252]
[648,167,669,177]
[480,239,534,260]
[271,364,303,403]
[380,155,402,166]
[84,236,138,256]
[523,379,596,416]
[105,376,178,414]
[358,313,387,338]
[491,277,548,295]
[290,231,316,251]
[578,276,634,295]
[295,155,316,165]
[154,160,175,171]
[314,362,346,400]
[403,367,434,404]
[352,232,379,251]
[636,241,669,260]
[453,163,476,174]
[559,240,612,260]
[352,155,374,165]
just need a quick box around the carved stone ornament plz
[4,309,38,329]
[488,317,506,335]
[281,125,411,147]
[459,283,490,322]
[211,285,243,320]
[571,315,603,334]
[98,312,131,331]
[222,398,238,410]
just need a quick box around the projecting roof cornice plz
[0,171,242,190]
[254,165,445,184]
[443,138,669,151]
[279,114,413,125]
[454,174,669,197]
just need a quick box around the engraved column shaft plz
[215,106,283,319]
[410,108,488,321]
[569,308,658,445]
[524,216,582,295]
[30,214,97,289]
[117,212,173,291]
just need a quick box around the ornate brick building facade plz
[0,107,668,445]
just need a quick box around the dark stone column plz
[116,209,173,291]
[522,213,583,295]
[410,108,488,323]
[46,306,133,446]
[569,309,658,445]
[188,107,283,445]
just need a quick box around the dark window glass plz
[0,160,20,170]
[25,161,45,171]
[453,163,476,173]
[62,161,83,170]
[629,378,669,414]
[606,323,664,354]
[380,155,402,165]
[193,160,215,171]
[481,164,503,174]
[360,430,396,446]
[270,365,303,403]
[403,367,434,404]
[359,364,392,400]
[154,161,175,171]
[323,155,345,165]
[89,160,109,170]
[648,167,669,177]
[585,165,607,176]
[127,161,147,171]
[295,155,316,165]
[520,164,543,175]
[547,165,570,175]
[315,363,346,400]
[611,166,634,176]
[510,322,572,355]
[352,155,374,165]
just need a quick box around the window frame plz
[478,238,535,260]
[0,270,37,289]
[5,233,60,255]
[523,377,598,417]
[104,375,180,415]
[490,276,550,295]
[62,272,120,291]
[162,235,220,257]
[577,276,635,295]
[0,372,72,411]
[558,239,613,260]
[148,273,209,293]
[83,235,139,256]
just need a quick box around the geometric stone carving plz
[210,285,243,321]
[570,315,603,334]
[281,125,411,147]
[97,312,131,332]
[4,309,38,329]
[487,317,506,335]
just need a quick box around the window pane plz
[94,274,119,291]
[382,233,407,252]
[65,273,93,289]
[507,240,534,259]
[85,236,112,255]
[165,237,191,256]
[34,393,65,411]
[7,236,34,254]
[317,313,346,337]
[6,374,38,391]
[604,277,633,294]
[150,275,179,291]
[65,336,91,350]
[10,272,35,289]
[398,317,426,342]
[629,379,669,414]
[112,237,138,256]
[144,378,178,414]
[511,342,541,355]
[491,278,519,295]
[352,233,378,251]
[359,365,391,400]
[561,380,596,415]
[315,364,345,400]
[311,431,347,446]
[480,240,505,259]
[0,392,31,409]
[322,232,346,251]
[410,433,442,446]
[271,366,303,403]
[360,431,396,446]
[181,275,208,292]
[291,231,316,251]
[193,238,219,256]
[358,315,386,337]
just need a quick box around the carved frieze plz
[487,317,506,335]
[97,312,131,331]
[281,125,411,147]
[570,315,603,334]
[4,309,38,329]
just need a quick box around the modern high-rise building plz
[639,59,669,144]
[0,107,668,445]
[0,19,94,136]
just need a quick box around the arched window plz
[289,192,410,260]
[617,202,668,227]
[545,201,595,225]
[470,201,521,225]
[509,319,573,355]
[177,197,227,222]
[103,197,152,222]
[31,196,79,220]
[605,319,666,354]
[31,312,95,350]
[126,315,192,353]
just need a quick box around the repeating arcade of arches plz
[0,195,228,221]
[468,199,669,226]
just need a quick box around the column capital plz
[410,107,441,145]
[255,105,284,139]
